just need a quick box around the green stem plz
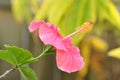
[35,50,46,60]
[18,46,53,66]
[35,45,53,59]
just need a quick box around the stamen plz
[63,21,93,40]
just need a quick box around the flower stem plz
[18,46,53,66]
[35,46,52,60]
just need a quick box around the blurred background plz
[0,0,120,80]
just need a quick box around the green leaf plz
[59,0,85,36]
[30,0,40,13]
[34,0,52,20]
[58,0,95,45]
[11,0,23,23]
[11,0,32,23]
[19,65,38,80]
[108,47,120,59]
[98,0,120,29]
[4,45,35,65]
[72,0,96,45]
[78,0,96,24]
[0,50,17,65]
[48,0,73,24]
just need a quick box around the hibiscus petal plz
[56,38,84,73]
[56,46,84,73]
[39,21,65,50]
[28,21,44,32]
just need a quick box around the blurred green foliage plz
[11,0,120,80]
[11,0,120,44]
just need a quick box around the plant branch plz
[35,46,53,59]
[0,67,16,79]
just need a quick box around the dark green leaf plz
[4,45,35,65]
[0,50,17,65]
[19,65,38,80]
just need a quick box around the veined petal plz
[39,21,65,50]
[28,21,44,32]
[56,38,84,73]
[56,46,84,73]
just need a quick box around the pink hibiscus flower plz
[29,20,93,73]
[29,20,65,50]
